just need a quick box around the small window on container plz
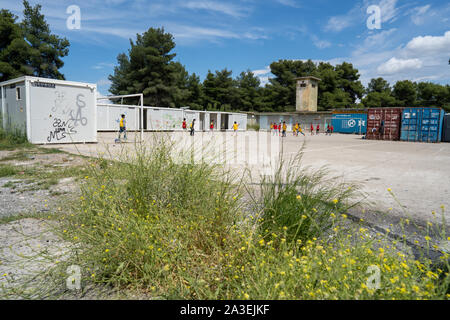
[16,87,22,101]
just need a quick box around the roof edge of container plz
[0,76,97,89]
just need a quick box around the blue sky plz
[1,0,450,95]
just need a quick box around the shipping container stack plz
[366,108,403,141]
[400,107,445,143]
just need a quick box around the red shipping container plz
[366,108,403,141]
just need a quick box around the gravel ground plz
[0,178,52,219]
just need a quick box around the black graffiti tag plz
[47,118,77,142]
[69,94,88,126]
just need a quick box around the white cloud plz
[251,66,271,76]
[349,30,450,85]
[92,62,115,70]
[81,26,142,39]
[405,31,450,56]
[181,1,249,18]
[377,57,422,75]
[378,0,399,23]
[324,15,355,33]
[169,25,266,42]
[258,76,270,86]
[275,0,300,8]
[410,5,431,25]
[251,66,272,86]
[310,34,332,49]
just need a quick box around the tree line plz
[1,3,449,112]
[109,27,450,112]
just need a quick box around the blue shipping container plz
[401,107,445,143]
[331,113,367,134]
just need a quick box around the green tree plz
[366,77,391,93]
[236,70,261,112]
[202,69,237,111]
[0,10,31,81]
[392,80,417,107]
[416,82,448,108]
[21,0,69,79]
[185,73,204,110]
[334,62,365,106]
[362,91,398,108]
[109,27,182,108]
[361,77,397,108]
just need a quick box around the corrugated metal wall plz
[332,113,367,134]
[366,108,403,141]
[400,108,445,143]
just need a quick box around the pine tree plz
[21,0,69,79]
[109,27,184,108]
[0,10,31,81]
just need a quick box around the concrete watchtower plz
[295,76,321,112]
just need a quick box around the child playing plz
[282,121,287,137]
[190,119,196,136]
[298,123,305,136]
[233,121,238,135]
[118,114,127,141]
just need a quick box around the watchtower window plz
[300,83,307,88]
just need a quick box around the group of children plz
[270,122,334,137]
[117,113,335,143]
[182,119,239,136]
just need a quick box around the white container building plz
[96,105,247,132]
[0,76,97,144]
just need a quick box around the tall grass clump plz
[64,138,244,296]
[0,124,31,150]
[248,150,359,245]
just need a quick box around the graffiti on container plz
[162,114,180,129]
[69,94,88,126]
[52,91,71,115]
[47,118,77,142]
